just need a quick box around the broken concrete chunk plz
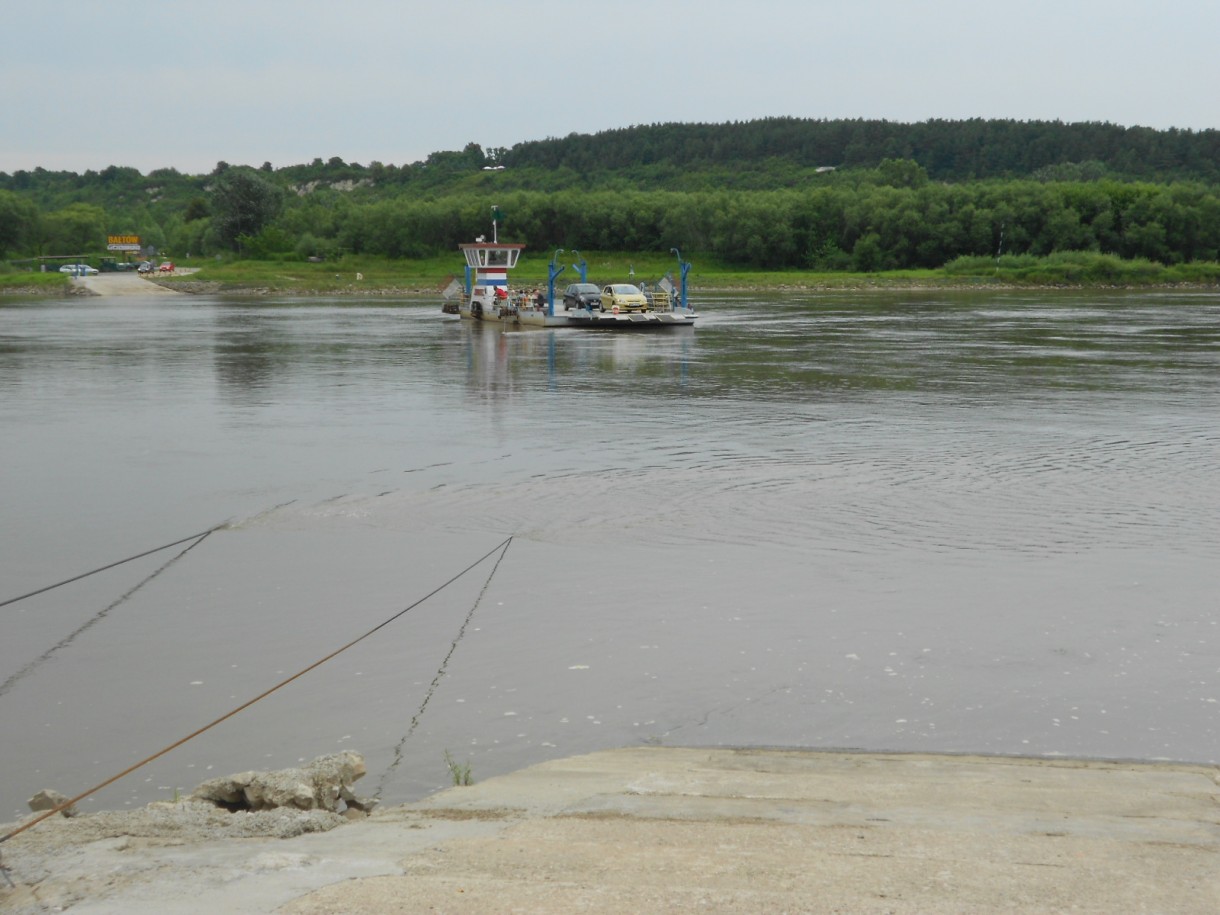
[28,789,78,818]
[190,751,368,814]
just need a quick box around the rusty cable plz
[0,534,514,846]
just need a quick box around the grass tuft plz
[444,750,473,787]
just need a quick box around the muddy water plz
[2,289,1218,817]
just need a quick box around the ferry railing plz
[645,290,673,311]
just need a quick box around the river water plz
[2,289,1218,818]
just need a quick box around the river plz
[2,288,1218,818]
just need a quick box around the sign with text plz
[107,234,141,251]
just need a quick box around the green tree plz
[209,169,284,252]
[852,232,884,271]
[183,197,209,222]
[0,189,38,256]
[876,158,929,189]
[42,203,106,255]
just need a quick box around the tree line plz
[270,177,1220,270]
[499,118,1220,183]
[3,119,1220,271]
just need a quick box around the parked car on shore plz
[59,264,99,276]
[562,283,602,310]
[158,262,175,273]
[600,283,648,312]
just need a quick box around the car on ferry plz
[562,283,602,310]
[600,283,648,312]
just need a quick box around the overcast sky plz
[6,0,1217,175]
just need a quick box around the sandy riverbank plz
[3,747,1218,914]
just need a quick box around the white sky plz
[5,0,1217,175]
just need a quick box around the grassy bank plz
[8,251,1220,297]
[154,251,697,293]
[157,250,1220,294]
[0,271,70,293]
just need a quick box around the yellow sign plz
[107,234,141,251]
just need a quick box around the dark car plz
[137,262,154,274]
[562,282,602,311]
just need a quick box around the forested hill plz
[5,118,1220,272]
[4,118,1220,199]
[499,118,1220,183]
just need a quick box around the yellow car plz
[600,283,648,312]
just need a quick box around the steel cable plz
[0,526,226,610]
[0,534,514,846]
[0,531,214,700]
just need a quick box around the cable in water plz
[375,534,513,799]
[0,531,214,700]
[0,534,514,847]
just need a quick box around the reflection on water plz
[455,322,696,399]
[1,290,1219,817]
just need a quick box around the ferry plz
[441,227,697,329]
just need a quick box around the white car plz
[59,264,99,276]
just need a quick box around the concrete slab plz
[74,270,197,296]
[4,748,1219,913]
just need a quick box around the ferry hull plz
[453,306,696,329]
